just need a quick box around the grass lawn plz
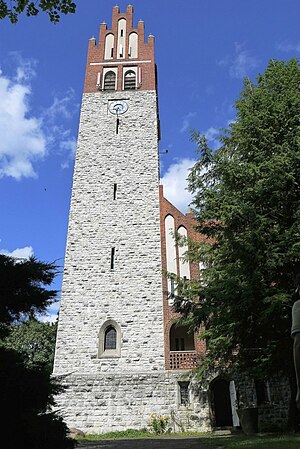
[211,433,300,448]
[76,430,300,448]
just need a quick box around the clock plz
[109,100,128,115]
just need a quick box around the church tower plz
[53,6,210,433]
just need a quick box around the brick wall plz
[84,5,156,93]
[159,186,206,369]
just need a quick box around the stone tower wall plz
[52,7,212,434]
[54,372,211,434]
[53,89,165,376]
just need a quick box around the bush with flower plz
[149,413,171,434]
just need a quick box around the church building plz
[53,5,288,434]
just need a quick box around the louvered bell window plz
[124,70,136,90]
[103,71,116,91]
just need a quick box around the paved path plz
[77,437,223,449]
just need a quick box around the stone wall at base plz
[234,374,290,432]
[54,371,211,434]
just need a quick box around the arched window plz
[104,71,116,90]
[124,70,136,90]
[104,326,117,350]
[177,226,190,280]
[165,214,176,298]
[104,33,114,59]
[128,32,138,58]
[170,323,195,351]
[98,320,121,358]
[117,18,126,58]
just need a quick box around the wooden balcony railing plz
[169,351,198,370]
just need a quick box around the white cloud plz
[0,57,78,180]
[38,302,59,323]
[0,66,47,180]
[14,58,37,83]
[204,126,221,150]
[276,41,300,53]
[218,43,259,79]
[42,88,78,168]
[0,245,34,260]
[60,138,77,169]
[204,127,218,141]
[160,158,196,213]
[180,112,196,133]
[43,88,76,122]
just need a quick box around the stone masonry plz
[52,5,214,431]
[54,88,168,431]
[53,88,211,433]
[55,372,211,434]
[53,90,164,376]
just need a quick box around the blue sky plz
[0,0,299,319]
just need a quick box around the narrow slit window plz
[120,29,123,37]
[116,117,120,134]
[110,247,115,269]
[111,48,114,58]
[113,183,117,200]
[179,382,190,405]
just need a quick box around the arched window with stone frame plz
[98,320,121,358]
[104,325,117,350]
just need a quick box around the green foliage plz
[149,413,171,434]
[174,59,300,380]
[78,429,152,440]
[76,431,300,448]
[0,0,76,23]
[0,346,74,449]
[213,434,300,449]
[0,254,58,325]
[0,254,74,449]
[3,318,57,374]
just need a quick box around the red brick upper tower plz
[84,5,156,93]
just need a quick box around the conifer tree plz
[175,59,300,383]
[0,254,74,449]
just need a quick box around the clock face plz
[109,100,128,115]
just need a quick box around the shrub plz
[149,413,170,434]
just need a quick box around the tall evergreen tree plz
[175,59,300,384]
[0,254,74,449]
[0,255,57,325]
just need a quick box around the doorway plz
[211,378,233,427]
